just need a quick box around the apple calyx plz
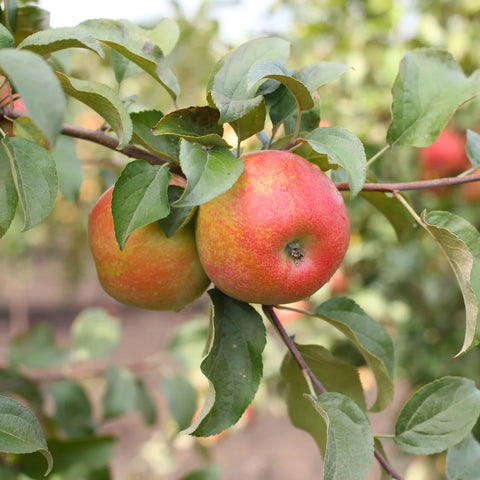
[286,241,305,266]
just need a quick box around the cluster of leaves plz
[1,1,480,478]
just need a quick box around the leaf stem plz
[262,304,404,480]
[366,144,391,168]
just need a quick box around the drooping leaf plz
[281,343,367,454]
[0,48,65,144]
[230,98,267,142]
[360,190,417,241]
[306,126,367,198]
[13,5,50,45]
[18,26,105,58]
[446,434,480,480]
[110,49,130,84]
[0,24,15,48]
[18,436,115,478]
[12,116,50,149]
[112,160,171,250]
[134,377,157,425]
[208,37,290,123]
[174,140,243,207]
[247,59,314,110]
[422,210,480,354]
[9,322,70,369]
[72,308,121,360]
[0,395,52,475]
[79,18,180,100]
[185,289,266,437]
[314,297,394,412]
[387,49,480,147]
[56,72,133,149]
[158,184,194,238]
[162,374,197,431]
[395,377,480,455]
[6,136,58,231]
[466,129,480,168]
[49,380,96,438]
[306,392,374,480]
[295,62,351,93]
[153,106,229,147]
[131,110,180,162]
[53,134,83,202]
[0,139,18,237]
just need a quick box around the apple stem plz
[262,304,405,480]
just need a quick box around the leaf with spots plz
[184,289,266,437]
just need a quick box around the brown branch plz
[262,305,404,480]
[3,107,479,192]
[0,107,184,177]
[336,174,480,193]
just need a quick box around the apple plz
[88,185,210,311]
[195,150,350,305]
[0,76,28,137]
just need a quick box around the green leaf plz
[0,23,15,48]
[134,377,157,425]
[49,380,95,438]
[162,374,197,431]
[56,71,133,149]
[18,26,105,58]
[19,436,115,478]
[0,139,18,238]
[102,364,156,424]
[314,297,394,412]
[0,369,43,411]
[131,110,180,162]
[80,18,180,100]
[306,392,374,480]
[0,48,65,145]
[209,37,290,123]
[306,126,367,198]
[6,136,58,231]
[53,134,83,202]
[387,49,480,147]
[9,322,69,369]
[180,465,222,480]
[12,116,50,149]
[141,18,179,56]
[110,48,130,83]
[247,59,314,110]
[0,395,52,475]
[360,190,417,241]
[466,129,480,168]
[112,160,171,250]
[446,434,480,480]
[153,106,230,147]
[422,210,480,354]
[158,184,194,238]
[185,289,266,437]
[72,308,121,360]
[281,343,367,454]
[295,62,351,93]
[395,377,480,455]
[230,98,266,142]
[175,140,243,207]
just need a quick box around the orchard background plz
[1,1,480,479]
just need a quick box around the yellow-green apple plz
[195,150,350,305]
[88,184,210,311]
[418,128,470,195]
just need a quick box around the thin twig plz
[262,305,404,480]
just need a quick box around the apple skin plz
[195,150,350,305]
[89,185,210,311]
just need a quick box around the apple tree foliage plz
[1,1,480,479]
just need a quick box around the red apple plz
[88,185,210,311]
[195,150,350,305]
